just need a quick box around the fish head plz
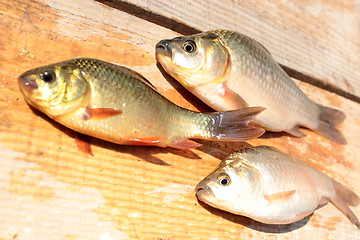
[155,32,230,88]
[195,155,262,214]
[18,61,90,118]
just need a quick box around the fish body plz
[196,146,360,227]
[18,58,264,149]
[156,30,346,144]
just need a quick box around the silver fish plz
[156,30,346,144]
[196,146,359,227]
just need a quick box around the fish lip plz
[195,185,216,201]
[18,73,38,92]
[155,40,172,57]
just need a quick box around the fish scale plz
[195,146,359,227]
[156,30,346,143]
[18,58,265,149]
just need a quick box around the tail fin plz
[315,105,347,144]
[319,105,346,126]
[333,180,360,206]
[210,106,265,141]
[330,180,360,228]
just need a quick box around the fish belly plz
[243,148,335,224]
[226,68,320,133]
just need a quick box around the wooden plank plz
[0,0,359,239]
[107,0,360,100]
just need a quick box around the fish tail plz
[332,180,360,206]
[314,105,347,144]
[331,196,360,228]
[318,105,346,126]
[330,180,360,228]
[209,106,265,141]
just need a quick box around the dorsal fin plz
[119,66,159,92]
[250,38,272,56]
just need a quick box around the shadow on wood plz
[197,200,311,233]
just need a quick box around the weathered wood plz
[0,0,359,239]
[109,0,360,101]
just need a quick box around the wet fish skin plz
[18,58,265,149]
[156,30,346,144]
[196,146,360,227]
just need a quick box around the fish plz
[18,58,265,149]
[195,146,360,227]
[155,30,346,144]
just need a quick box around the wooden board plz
[107,0,360,101]
[0,0,359,239]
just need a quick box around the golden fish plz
[196,146,360,227]
[18,58,265,149]
[156,30,346,144]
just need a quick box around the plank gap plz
[96,0,360,104]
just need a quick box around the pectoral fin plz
[264,190,296,203]
[222,84,249,108]
[84,107,123,120]
[191,83,248,111]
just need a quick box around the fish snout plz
[18,73,38,92]
[195,184,215,200]
[155,40,172,55]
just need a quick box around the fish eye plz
[40,70,56,83]
[182,40,196,53]
[218,173,231,186]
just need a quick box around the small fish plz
[18,58,265,149]
[156,30,346,144]
[196,146,360,227]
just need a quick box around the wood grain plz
[0,0,359,239]
[113,0,360,100]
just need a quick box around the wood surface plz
[0,0,359,239]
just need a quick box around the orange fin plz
[84,107,122,120]
[74,132,94,156]
[222,84,249,108]
[169,139,202,149]
[127,137,166,146]
[264,190,296,203]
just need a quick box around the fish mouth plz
[18,74,38,90]
[195,185,216,203]
[18,73,38,95]
[155,40,172,58]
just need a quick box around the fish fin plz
[314,119,347,144]
[189,83,249,111]
[74,132,94,156]
[250,38,272,56]
[264,190,296,203]
[121,67,159,92]
[285,126,306,137]
[312,105,347,144]
[318,105,346,126]
[169,139,202,149]
[210,107,265,141]
[222,84,249,108]
[332,180,360,206]
[331,195,360,228]
[127,137,167,146]
[84,107,123,120]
